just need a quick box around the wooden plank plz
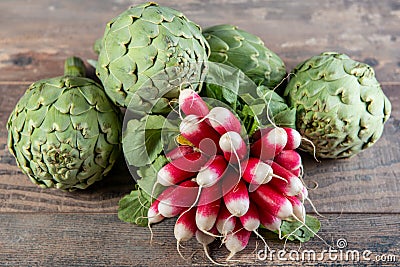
[0,213,398,266]
[0,0,399,82]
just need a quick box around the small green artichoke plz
[96,2,210,108]
[284,52,391,158]
[203,24,287,89]
[7,57,122,190]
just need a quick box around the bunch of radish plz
[148,89,310,263]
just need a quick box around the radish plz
[256,205,282,233]
[222,180,249,217]
[250,127,287,161]
[216,203,237,235]
[251,127,274,141]
[239,201,269,251]
[241,158,276,186]
[157,152,208,186]
[147,198,165,243]
[298,186,309,202]
[224,223,252,261]
[239,201,260,232]
[291,167,302,178]
[196,183,222,232]
[174,208,197,258]
[266,161,304,196]
[180,114,221,155]
[147,199,164,225]
[157,180,199,218]
[179,89,209,117]
[249,184,293,220]
[219,131,248,164]
[166,145,195,160]
[196,155,228,188]
[195,227,223,266]
[274,150,302,173]
[207,107,242,135]
[286,196,306,223]
[283,127,301,150]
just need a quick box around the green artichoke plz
[7,57,122,190]
[96,2,210,108]
[284,52,391,158]
[203,24,287,89]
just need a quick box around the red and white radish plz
[166,145,195,161]
[266,161,304,196]
[216,203,237,235]
[250,184,293,220]
[219,131,248,163]
[283,127,301,150]
[148,199,164,225]
[179,89,210,117]
[207,107,242,135]
[239,201,269,250]
[256,205,282,234]
[196,155,228,188]
[274,150,302,174]
[286,196,306,223]
[241,158,275,186]
[195,227,223,265]
[157,152,208,186]
[180,114,221,155]
[222,180,250,217]
[157,180,199,218]
[239,201,260,232]
[250,127,288,161]
[224,223,252,261]
[174,208,197,258]
[196,183,222,232]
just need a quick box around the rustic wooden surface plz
[0,0,399,266]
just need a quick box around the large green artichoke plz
[7,57,122,190]
[203,24,287,90]
[96,2,210,108]
[284,52,391,158]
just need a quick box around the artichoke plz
[96,2,210,108]
[203,24,287,90]
[7,57,122,190]
[284,52,391,158]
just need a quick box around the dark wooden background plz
[0,0,399,266]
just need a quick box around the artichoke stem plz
[64,56,86,77]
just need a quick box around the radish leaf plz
[118,185,151,227]
[278,215,321,242]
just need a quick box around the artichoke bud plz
[7,57,122,191]
[284,52,392,159]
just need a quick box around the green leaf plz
[278,215,321,243]
[118,186,151,227]
[137,155,168,197]
[122,115,179,167]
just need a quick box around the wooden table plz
[1,0,399,266]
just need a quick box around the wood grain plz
[0,213,398,266]
[0,0,399,82]
[0,0,399,266]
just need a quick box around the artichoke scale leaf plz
[53,88,91,115]
[70,109,100,139]
[77,86,115,113]
[41,106,70,132]
[97,111,121,145]
[129,19,159,47]
[163,16,193,39]
[94,134,114,169]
